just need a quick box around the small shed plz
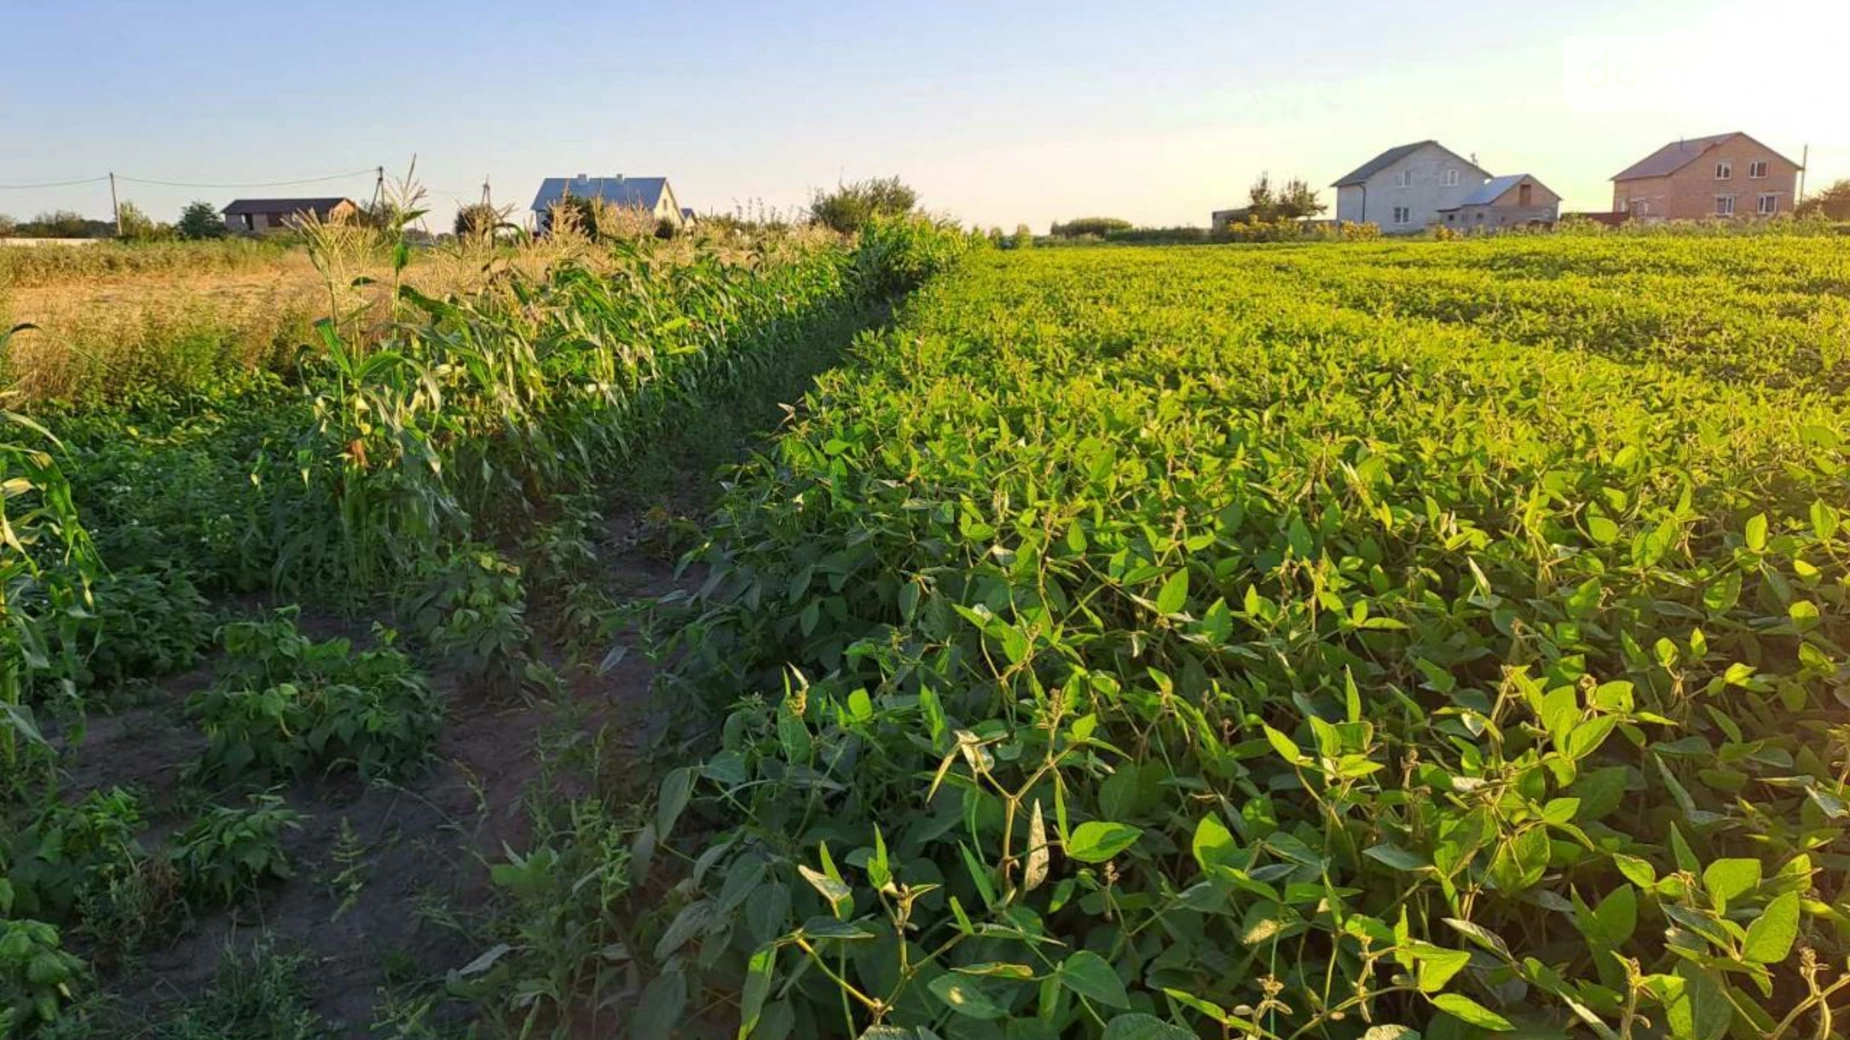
[222,197,359,234]
[1436,175,1560,230]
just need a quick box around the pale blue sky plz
[2,0,1843,230]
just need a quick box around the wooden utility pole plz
[109,172,120,236]
[1798,144,1810,206]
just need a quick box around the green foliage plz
[1245,171,1326,221]
[0,917,85,1035]
[0,392,98,786]
[1796,178,1850,221]
[850,215,973,297]
[459,796,637,1036]
[175,201,227,241]
[1050,217,1133,238]
[188,609,441,785]
[452,201,510,240]
[150,938,326,1040]
[809,177,919,235]
[1010,224,1034,250]
[169,795,302,906]
[114,202,170,243]
[46,567,213,692]
[403,548,533,696]
[642,240,1850,1037]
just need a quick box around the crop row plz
[645,239,1850,1038]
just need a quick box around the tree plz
[177,201,226,240]
[0,214,13,238]
[115,201,172,241]
[1796,179,1850,221]
[808,177,918,235]
[27,210,94,238]
[1011,224,1034,249]
[1051,217,1132,238]
[454,202,510,240]
[1245,173,1327,222]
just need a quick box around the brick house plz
[1610,133,1802,221]
[222,197,360,234]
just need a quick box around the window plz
[1749,160,1768,179]
[1518,183,1533,206]
[1715,195,1736,216]
[1393,170,1411,188]
[1758,193,1779,215]
[1392,206,1412,225]
[1714,161,1732,180]
[1441,168,1460,187]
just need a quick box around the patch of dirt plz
[65,534,693,1037]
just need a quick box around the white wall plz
[1351,145,1487,232]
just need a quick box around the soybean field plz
[645,235,1850,1039]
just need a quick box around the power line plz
[115,168,377,189]
[0,176,110,191]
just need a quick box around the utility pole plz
[109,172,120,236]
[370,165,385,213]
[1798,144,1809,206]
[481,174,492,210]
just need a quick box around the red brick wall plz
[1612,137,1801,220]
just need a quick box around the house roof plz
[221,197,354,216]
[1447,174,1555,207]
[1611,132,1802,181]
[531,176,669,214]
[1332,141,1486,187]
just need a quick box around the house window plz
[1394,170,1411,188]
[1441,169,1459,187]
[241,214,253,230]
[1392,206,1412,225]
[1749,161,1768,179]
[1714,161,1732,180]
[1628,198,1649,216]
[1758,193,1779,215]
[1715,195,1736,216]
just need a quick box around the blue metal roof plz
[1458,175,1525,206]
[531,176,668,213]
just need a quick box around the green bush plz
[188,609,441,784]
[1050,217,1132,238]
[850,215,972,297]
[175,201,226,241]
[170,795,302,906]
[809,177,919,235]
[403,548,533,697]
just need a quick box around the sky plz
[2,0,1845,232]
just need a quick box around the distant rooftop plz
[531,176,669,213]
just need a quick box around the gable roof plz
[531,176,669,214]
[1332,141,1486,187]
[1611,132,1802,181]
[1451,173,1556,207]
[221,197,354,216]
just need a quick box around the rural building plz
[680,207,698,226]
[221,197,359,234]
[530,175,683,233]
[1610,132,1802,221]
[1437,174,1561,230]
[1331,141,1491,233]
[1209,207,1251,232]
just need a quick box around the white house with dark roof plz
[1436,174,1561,230]
[1332,141,1490,232]
[531,175,683,232]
